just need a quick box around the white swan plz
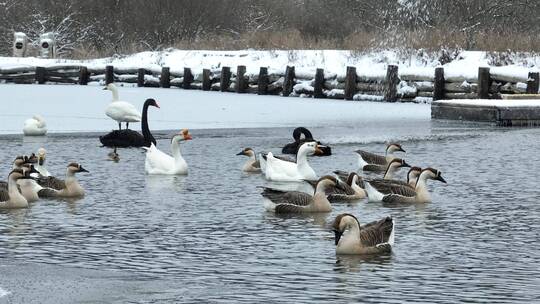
[103,83,142,130]
[144,129,192,175]
[264,141,322,182]
[23,115,47,136]
[35,148,50,177]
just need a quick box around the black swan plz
[99,98,159,148]
[282,127,332,156]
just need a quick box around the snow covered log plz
[444,82,478,93]
[356,82,384,92]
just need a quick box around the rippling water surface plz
[0,122,539,303]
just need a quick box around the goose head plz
[332,213,360,245]
[145,98,160,108]
[386,143,405,154]
[103,83,117,91]
[172,129,192,143]
[314,175,345,193]
[407,166,422,184]
[346,172,362,187]
[420,168,447,184]
[67,163,89,174]
[387,158,410,170]
[236,147,255,157]
[14,154,38,168]
[37,148,47,166]
[298,141,323,156]
[9,169,32,181]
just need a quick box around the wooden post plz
[202,69,211,91]
[236,65,247,93]
[526,72,540,94]
[160,67,170,88]
[283,65,295,97]
[137,68,145,87]
[257,67,269,95]
[35,67,46,84]
[433,67,445,101]
[344,66,357,100]
[314,68,325,99]
[79,66,89,85]
[478,67,491,99]
[105,65,114,84]
[220,66,231,92]
[183,67,193,89]
[384,65,399,102]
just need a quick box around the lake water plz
[0,86,539,303]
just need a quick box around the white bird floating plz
[144,129,192,175]
[23,115,47,136]
[103,83,142,130]
[264,141,322,182]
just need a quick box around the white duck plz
[103,83,142,130]
[144,129,192,175]
[23,115,47,136]
[264,141,322,182]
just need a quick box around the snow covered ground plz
[0,84,429,134]
[0,49,538,82]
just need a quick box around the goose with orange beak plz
[264,141,323,182]
[144,129,192,175]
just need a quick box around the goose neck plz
[110,87,119,101]
[383,166,396,180]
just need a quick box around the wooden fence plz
[0,64,538,102]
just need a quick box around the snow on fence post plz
[220,67,231,92]
[344,66,357,100]
[183,67,193,89]
[12,32,28,57]
[526,72,539,94]
[137,69,145,87]
[478,67,491,99]
[258,67,269,95]
[283,66,295,97]
[79,66,89,85]
[236,65,247,93]
[384,65,399,102]
[36,67,46,84]
[202,69,211,91]
[433,67,445,101]
[314,68,325,99]
[160,67,171,88]
[105,66,114,85]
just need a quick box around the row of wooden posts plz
[23,64,540,101]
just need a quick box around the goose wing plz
[362,164,386,172]
[0,181,7,191]
[0,189,10,202]
[382,194,416,204]
[274,203,308,214]
[252,160,261,169]
[261,188,313,206]
[333,170,350,183]
[368,179,416,197]
[261,153,295,163]
[356,150,387,165]
[359,217,394,248]
[37,176,66,190]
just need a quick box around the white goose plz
[103,83,142,130]
[264,141,322,182]
[144,129,192,175]
[23,115,47,136]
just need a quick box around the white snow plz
[0,84,430,134]
[434,99,540,107]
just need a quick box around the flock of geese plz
[238,139,446,255]
[11,83,447,256]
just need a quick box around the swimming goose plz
[380,158,410,180]
[108,147,120,162]
[367,166,422,194]
[306,172,366,201]
[144,129,192,175]
[262,175,345,213]
[12,154,37,169]
[259,152,296,173]
[332,213,394,255]
[100,98,159,148]
[104,83,142,130]
[35,148,50,176]
[282,127,332,156]
[23,115,47,136]
[264,141,323,182]
[16,164,41,202]
[356,143,405,172]
[0,169,32,209]
[365,168,446,203]
[37,163,89,198]
[236,148,261,173]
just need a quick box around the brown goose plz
[0,169,32,209]
[365,168,446,203]
[367,166,422,194]
[356,143,405,172]
[380,158,410,180]
[332,213,394,255]
[12,154,38,169]
[262,175,345,213]
[236,148,261,173]
[37,163,89,198]
[307,172,366,201]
